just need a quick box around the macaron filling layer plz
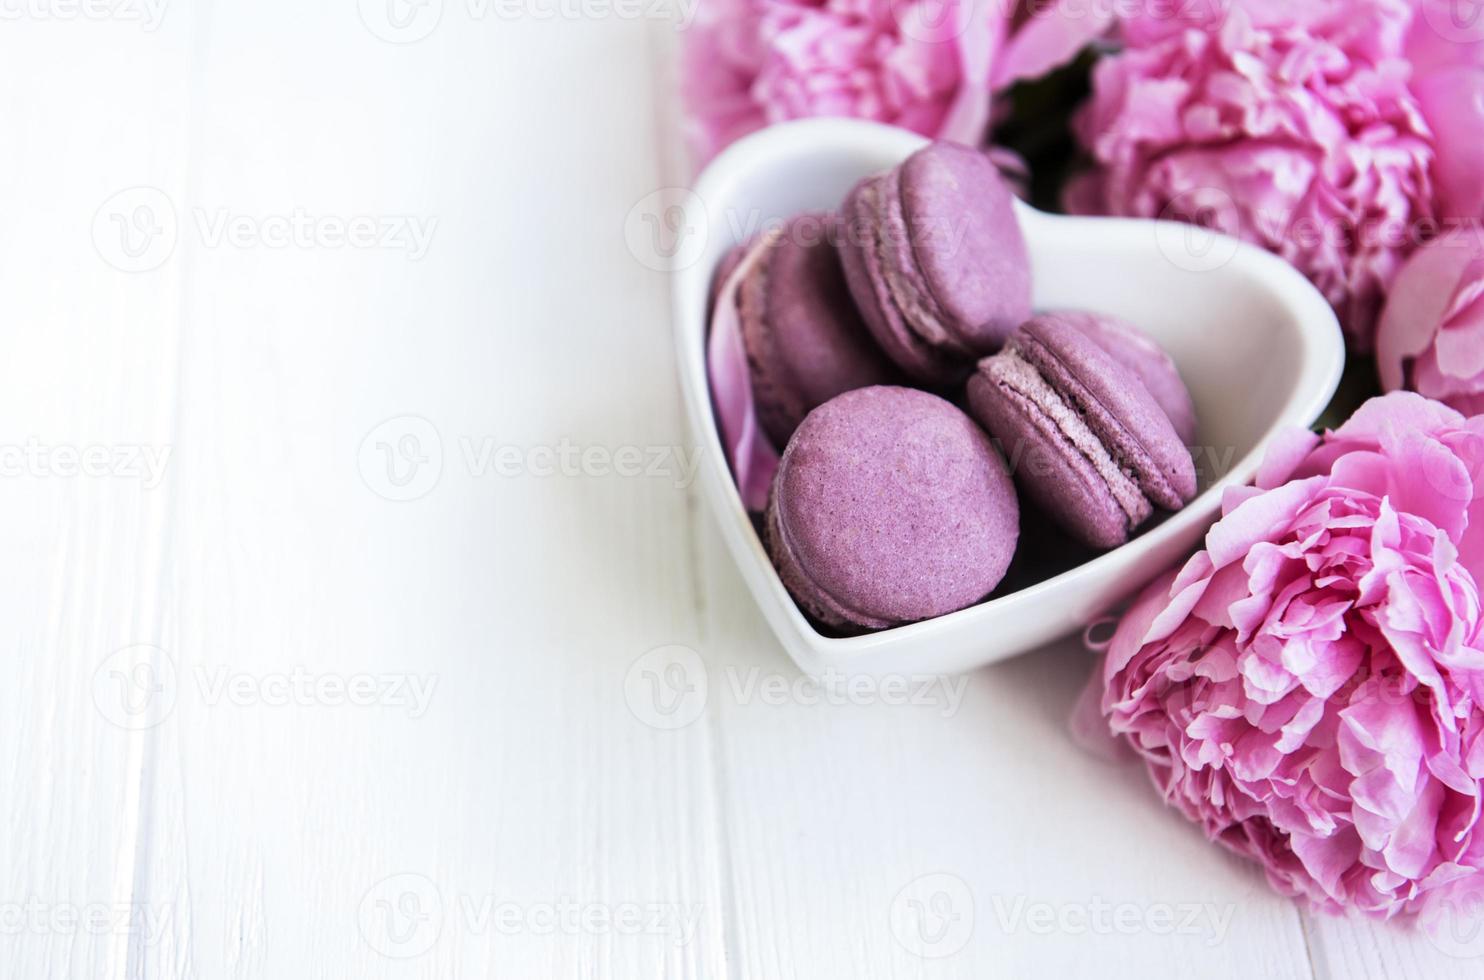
[984,345,1153,529]
[860,172,964,358]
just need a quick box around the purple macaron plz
[1051,310,1198,445]
[732,213,899,449]
[766,386,1019,631]
[966,315,1197,549]
[837,141,1032,386]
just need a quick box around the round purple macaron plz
[837,141,1031,386]
[966,315,1197,550]
[1050,310,1197,445]
[766,386,1019,631]
[735,213,899,449]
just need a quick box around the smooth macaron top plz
[837,141,1031,386]
[767,385,1019,630]
[737,213,898,449]
[899,142,1031,349]
[967,316,1196,548]
[1050,310,1197,445]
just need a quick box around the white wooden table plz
[0,6,1472,977]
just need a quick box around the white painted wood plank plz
[0,14,192,980]
[4,8,1463,980]
[1303,912,1481,980]
[132,6,728,979]
[694,520,1313,979]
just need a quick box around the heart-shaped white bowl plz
[673,118,1344,676]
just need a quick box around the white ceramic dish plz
[673,119,1345,676]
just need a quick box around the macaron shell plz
[838,175,966,386]
[966,369,1130,549]
[738,213,899,449]
[769,386,1019,628]
[900,141,1031,352]
[1051,309,1198,445]
[1017,315,1196,509]
[764,490,889,630]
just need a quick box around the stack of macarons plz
[709,141,1198,633]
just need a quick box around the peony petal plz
[706,235,780,511]
[1333,393,1465,445]
[1207,477,1326,568]
[1258,428,1324,490]
[991,0,1113,90]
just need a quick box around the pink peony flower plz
[681,0,1002,164]
[1097,392,1484,917]
[1069,0,1437,351]
[1406,1,1484,222]
[1377,230,1484,418]
[680,0,1111,165]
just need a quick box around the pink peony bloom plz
[680,0,1111,165]
[1098,393,1484,917]
[681,0,1002,164]
[1406,1,1484,222]
[1070,0,1436,351]
[1377,230,1484,418]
